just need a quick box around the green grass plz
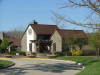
[0,60,13,67]
[51,56,100,75]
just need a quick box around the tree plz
[0,38,10,53]
[51,0,100,57]
[51,0,100,30]
[75,38,88,49]
[4,26,25,39]
[62,31,88,56]
[10,45,16,51]
[89,32,100,59]
[51,12,66,28]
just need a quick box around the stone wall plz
[51,31,62,52]
[0,32,4,40]
[21,31,27,52]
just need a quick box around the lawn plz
[51,56,100,75]
[0,60,13,67]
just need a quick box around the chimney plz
[30,20,38,24]
[0,32,4,41]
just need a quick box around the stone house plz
[51,29,88,52]
[21,20,87,55]
[21,20,58,54]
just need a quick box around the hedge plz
[7,51,26,56]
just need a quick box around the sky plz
[0,0,93,32]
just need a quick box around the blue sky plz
[0,0,93,32]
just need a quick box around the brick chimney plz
[30,20,38,24]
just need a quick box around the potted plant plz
[27,53,37,58]
[47,52,57,58]
[4,54,12,58]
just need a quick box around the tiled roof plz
[5,36,21,46]
[30,24,58,34]
[5,36,12,39]
[56,29,88,38]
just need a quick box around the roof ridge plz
[30,24,57,26]
[56,29,83,31]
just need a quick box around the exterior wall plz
[51,31,62,52]
[27,26,36,53]
[21,31,27,52]
[0,32,4,40]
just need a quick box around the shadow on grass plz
[0,63,82,75]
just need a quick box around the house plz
[0,32,21,51]
[51,29,88,52]
[5,36,21,51]
[21,20,58,54]
[21,20,87,55]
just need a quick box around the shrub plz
[7,51,26,56]
[71,49,76,56]
[62,51,66,56]
[10,45,16,51]
[0,38,10,51]
[54,51,66,56]
[67,52,72,56]
[74,50,83,56]
[54,52,62,56]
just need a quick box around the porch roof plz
[30,40,52,43]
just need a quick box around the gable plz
[51,30,62,40]
[21,24,58,39]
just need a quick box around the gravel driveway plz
[0,59,82,75]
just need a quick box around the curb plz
[0,63,15,69]
[46,59,85,70]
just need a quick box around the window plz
[53,43,56,52]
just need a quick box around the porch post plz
[8,46,11,52]
[38,42,40,53]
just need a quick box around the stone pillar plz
[9,46,11,52]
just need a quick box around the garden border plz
[0,63,15,69]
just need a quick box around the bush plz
[71,49,76,56]
[62,51,66,56]
[10,45,16,51]
[54,51,66,56]
[67,52,72,56]
[7,51,26,56]
[54,52,62,56]
[74,50,83,56]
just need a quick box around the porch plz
[29,40,54,56]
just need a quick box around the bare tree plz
[51,0,100,30]
[51,0,100,58]
[4,26,25,39]
[51,12,66,28]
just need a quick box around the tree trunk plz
[97,49,99,59]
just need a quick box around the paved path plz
[0,59,82,75]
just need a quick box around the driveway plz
[0,59,82,75]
